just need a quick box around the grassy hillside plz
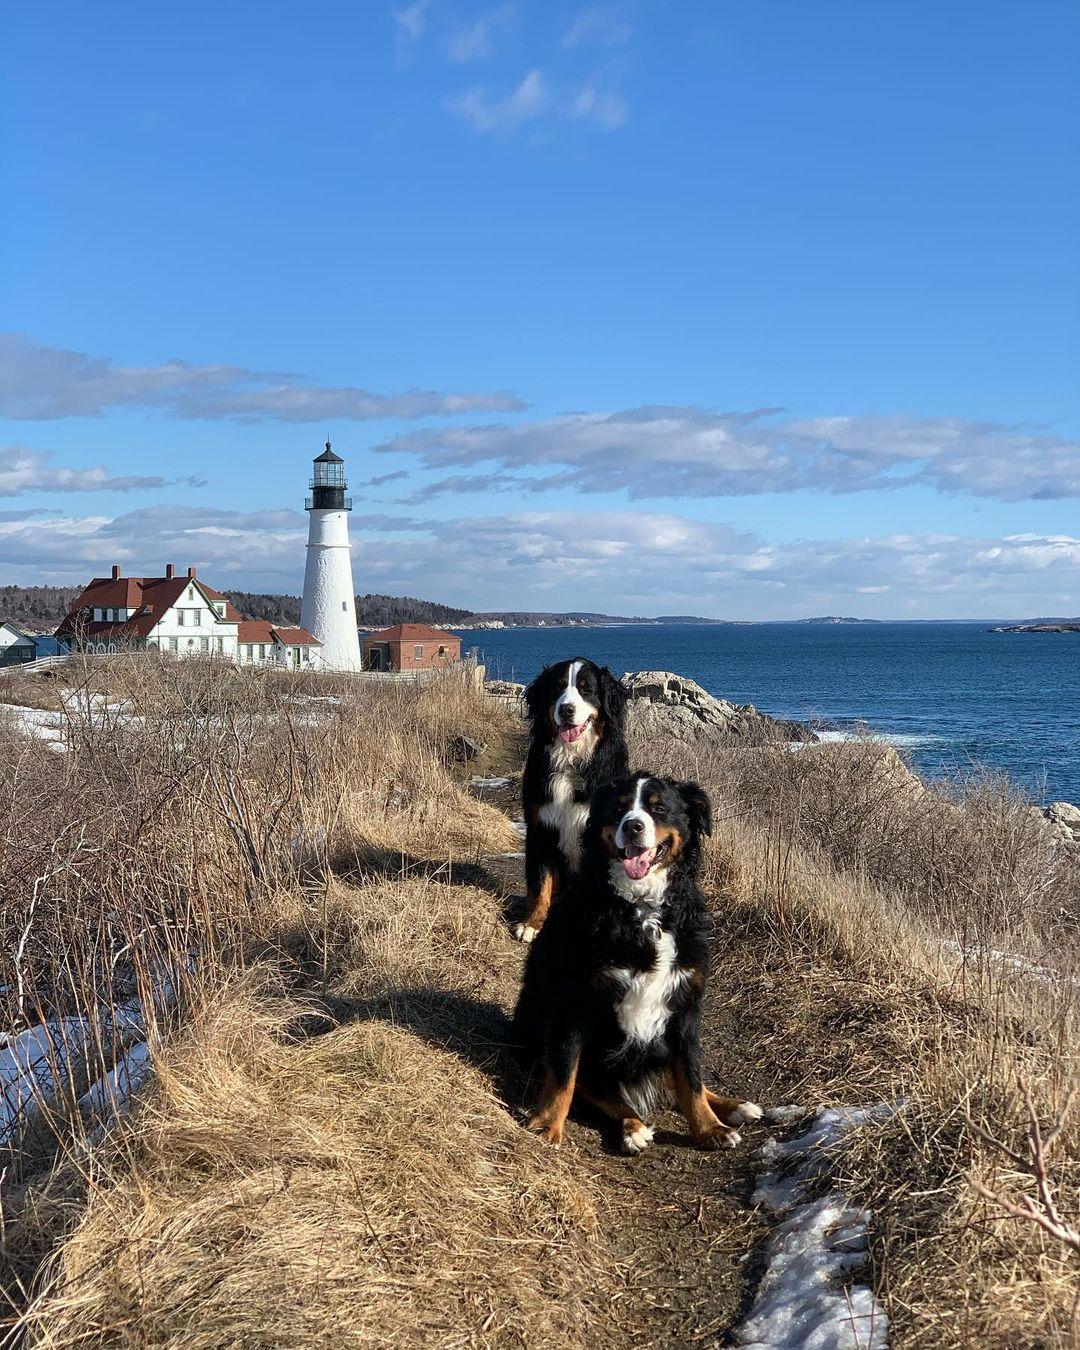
[0,656,1075,1346]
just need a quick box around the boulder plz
[1037,801,1080,846]
[450,734,487,763]
[621,670,815,747]
[485,679,526,699]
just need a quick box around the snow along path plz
[735,1104,899,1350]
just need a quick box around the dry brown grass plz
[15,980,613,1349]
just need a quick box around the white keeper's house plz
[55,564,322,668]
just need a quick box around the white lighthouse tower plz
[301,441,362,671]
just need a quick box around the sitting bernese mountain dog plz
[514,658,630,943]
[512,772,762,1153]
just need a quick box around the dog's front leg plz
[526,1028,581,1146]
[515,844,557,943]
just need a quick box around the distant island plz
[788,616,882,625]
[990,618,1080,634]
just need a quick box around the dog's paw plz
[621,1121,655,1155]
[726,1101,763,1126]
[526,1115,564,1146]
[512,923,538,944]
[694,1125,742,1151]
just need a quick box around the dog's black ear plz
[598,665,629,725]
[678,781,712,838]
[523,666,554,727]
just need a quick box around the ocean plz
[456,622,1080,806]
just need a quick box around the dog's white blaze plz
[609,930,689,1045]
[554,659,596,729]
[615,777,657,851]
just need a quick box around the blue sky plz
[1,0,1077,618]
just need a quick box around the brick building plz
[362,623,461,672]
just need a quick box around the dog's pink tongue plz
[558,723,585,743]
[622,848,654,880]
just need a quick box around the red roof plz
[369,623,460,643]
[235,619,276,644]
[271,627,320,646]
[236,621,320,647]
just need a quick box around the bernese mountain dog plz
[512,772,762,1153]
[514,658,630,943]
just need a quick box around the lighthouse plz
[300,442,362,671]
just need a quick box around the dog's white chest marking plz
[609,930,689,1045]
[539,735,593,871]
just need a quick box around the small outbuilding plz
[0,623,37,667]
[362,623,461,672]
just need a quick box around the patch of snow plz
[737,1195,887,1349]
[0,1017,94,1144]
[510,818,527,837]
[940,937,1074,987]
[79,1041,152,1122]
[470,775,511,789]
[496,850,525,859]
[0,703,68,752]
[735,1103,899,1350]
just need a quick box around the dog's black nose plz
[623,817,644,838]
[558,706,577,723]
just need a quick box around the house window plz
[414,644,423,659]
[168,637,178,652]
[342,601,347,611]
[216,637,224,653]
[177,610,186,626]
[193,609,202,625]
[258,644,267,661]
[200,637,209,652]
[187,587,195,601]
[438,645,446,656]
[215,603,224,616]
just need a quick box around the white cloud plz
[393,0,431,45]
[0,446,198,496]
[0,334,526,423]
[447,5,516,62]
[446,69,550,134]
[5,504,1080,619]
[447,65,628,135]
[377,406,1080,502]
[562,5,634,48]
[570,82,629,130]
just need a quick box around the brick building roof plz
[237,621,320,647]
[368,623,460,644]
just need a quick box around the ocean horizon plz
[456,620,1080,807]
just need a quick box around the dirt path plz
[466,768,779,1347]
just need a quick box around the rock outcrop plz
[1035,801,1080,848]
[621,670,815,747]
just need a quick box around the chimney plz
[165,564,175,580]
[187,565,197,579]
[111,564,121,580]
